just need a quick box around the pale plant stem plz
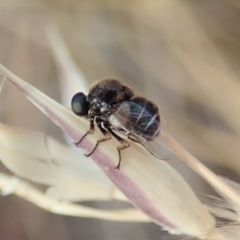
[0,172,150,222]
[166,132,240,207]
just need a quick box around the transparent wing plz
[158,107,169,129]
[137,131,175,160]
[112,100,174,160]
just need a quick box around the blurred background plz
[0,0,240,239]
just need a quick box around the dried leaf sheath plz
[0,65,216,237]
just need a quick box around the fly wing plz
[137,131,175,160]
[112,100,174,160]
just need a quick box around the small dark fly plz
[71,79,174,169]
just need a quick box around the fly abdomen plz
[129,97,160,140]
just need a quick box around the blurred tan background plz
[0,0,240,239]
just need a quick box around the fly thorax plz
[100,102,111,116]
[90,99,101,113]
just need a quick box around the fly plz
[71,79,174,169]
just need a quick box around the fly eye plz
[71,92,89,116]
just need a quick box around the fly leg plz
[105,125,130,169]
[128,135,140,143]
[84,119,112,157]
[74,116,95,146]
